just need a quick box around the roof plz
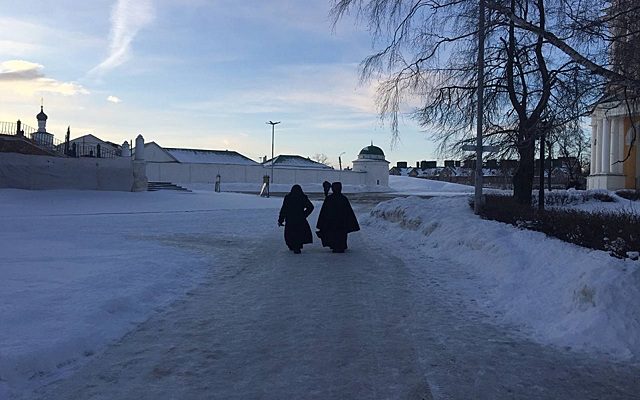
[165,148,258,165]
[36,106,47,121]
[69,134,121,150]
[358,145,385,156]
[262,155,332,169]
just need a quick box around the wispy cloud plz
[89,0,154,76]
[0,60,88,96]
[107,95,122,103]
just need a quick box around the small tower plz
[352,144,390,187]
[33,105,54,148]
[36,106,48,132]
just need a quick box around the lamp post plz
[266,121,280,190]
[339,152,346,171]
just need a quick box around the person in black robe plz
[316,181,360,253]
[278,184,314,254]
[322,180,331,197]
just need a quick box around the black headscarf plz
[331,181,342,194]
[290,184,304,197]
[322,181,331,197]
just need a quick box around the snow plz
[166,148,258,165]
[182,182,390,194]
[2,176,639,398]
[388,174,474,196]
[364,180,640,361]
[0,189,283,399]
[262,155,332,169]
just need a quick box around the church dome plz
[358,145,386,160]
[36,106,48,121]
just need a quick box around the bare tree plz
[311,153,333,167]
[331,0,602,204]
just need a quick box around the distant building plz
[144,142,389,189]
[352,145,390,187]
[68,134,121,158]
[262,155,332,169]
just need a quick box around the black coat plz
[278,192,314,249]
[316,193,359,251]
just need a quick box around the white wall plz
[144,142,175,162]
[146,162,368,186]
[0,153,134,191]
[352,159,390,187]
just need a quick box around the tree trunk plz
[513,139,535,205]
[539,131,545,211]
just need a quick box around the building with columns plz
[587,0,640,190]
[587,101,639,190]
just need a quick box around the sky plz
[0,0,442,168]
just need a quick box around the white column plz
[595,118,603,173]
[601,118,611,174]
[610,118,621,174]
[590,120,597,175]
[610,118,619,173]
[617,118,625,174]
[135,134,145,161]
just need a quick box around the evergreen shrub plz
[472,194,640,258]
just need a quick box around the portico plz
[587,102,639,190]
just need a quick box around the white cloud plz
[0,60,88,96]
[90,0,155,76]
[107,95,122,103]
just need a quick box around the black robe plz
[278,192,314,250]
[316,193,360,251]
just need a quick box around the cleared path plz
[30,206,640,400]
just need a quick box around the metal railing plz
[1,120,118,158]
[0,121,38,136]
[61,143,118,159]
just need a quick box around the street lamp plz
[266,121,281,191]
[338,152,346,170]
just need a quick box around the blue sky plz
[0,0,441,167]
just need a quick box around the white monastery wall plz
[146,162,368,186]
[0,153,134,191]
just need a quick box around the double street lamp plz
[266,121,281,191]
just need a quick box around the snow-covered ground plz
[1,177,639,399]
[0,189,283,399]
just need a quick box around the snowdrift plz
[367,195,640,361]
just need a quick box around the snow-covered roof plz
[391,167,416,176]
[165,148,258,165]
[262,155,332,169]
[69,134,121,150]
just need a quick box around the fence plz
[0,121,117,158]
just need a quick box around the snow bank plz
[388,175,474,195]
[366,195,640,361]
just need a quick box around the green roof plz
[359,145,384,156]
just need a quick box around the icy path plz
[29,208,640,400]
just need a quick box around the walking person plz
[278,184,314,254]
[322,180,331,198]
[316,181,360,253]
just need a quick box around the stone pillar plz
[590,120,597,175]
[121,141,131,157]
[132,134,148,192]
[617,118,625,174]
[135,134,145,161]
[610,118,621,174]
[601,118,611,174]
[595,118,603,174]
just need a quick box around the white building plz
[351,145,390,187]
[144,142,390,190]
[587,99,639,190]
